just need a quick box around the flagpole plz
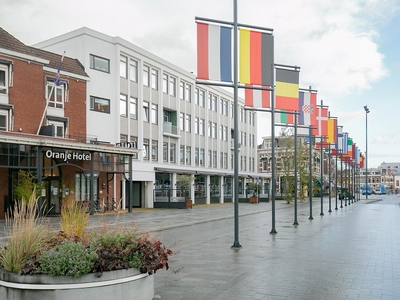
[270,41,277,234]
[293,113,299,225]
[231,0,241,249]
[309,126,313,220]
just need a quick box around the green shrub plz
[39,241,97,277]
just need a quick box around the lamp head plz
[364,105,370,113]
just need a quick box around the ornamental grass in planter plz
[0,192,173,278]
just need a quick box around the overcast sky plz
[2,0,400,168]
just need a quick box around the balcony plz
[163,122,179,137]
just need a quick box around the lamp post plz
[364,105,370,199]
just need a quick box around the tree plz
[176,175,194,198]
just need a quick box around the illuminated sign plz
[45,150,91,162]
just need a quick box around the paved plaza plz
[1,195,399,299]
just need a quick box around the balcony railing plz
[163,122,177,135]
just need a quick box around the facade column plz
[220,175,224,203]
[206,175,211,204]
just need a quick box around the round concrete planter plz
[0,268,154,300]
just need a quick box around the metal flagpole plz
[320,139,324,216]
[293,113,298,225]
[231,0,241,249]
[309,126,313,220]
[328,145,332,212]
[270,50,277,234]
[335,149,338,210]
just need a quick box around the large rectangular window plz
[180,145,185,164]
[169,77,176,96]
[163,74,168,94]
[120,94,127,117]
[130,97,137,119]
[199,119,204,136]
[152,140,158,161]
[47,82,64,109]
[90,54,110,73]
[143,139,149,160]
[151,69,158,90]
[151,104,158,124]
[143,66,149,86]
[185,114,191,133]
[170,143,176,163]
[130,60,138,82]
[200,148,205,166]
[180,113,185,131]
[90,96,110,113]
[163,142,168,162]
[130,136,138,159]
[0,65,8,94]
[120,56,127,78]
[185,146,191,165]
[143,101,149,122]
[0,110,8,131]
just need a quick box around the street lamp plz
[364,105,370,199]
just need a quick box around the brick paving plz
[1,195,399,299]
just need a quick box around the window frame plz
[90,54,110,73]
[90,96,110,113]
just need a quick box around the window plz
[0,110,8,131]
[130,97,137,119]
[143,139,149,160]
[163,142,168,162]
[223,100,228,116]
[130,60,138,82]
[90,96,110,113]
[48,120,65,138]
[200,149,205,166]
[90,54,110,73]
[195,148,199,166]
[195,88,199,105]
[152,140,158,161]
[120,94,127,117]
[143,101,149,122]
[170,143,176,163]
[120,56,127,78]
[143,66,149,86]
[220,125,223,141]
[208,121,212,137]
[151,104,158,124]
[199,119,204,136]
[224,153,228,169]
[195,117,199,135]
[179,82,184,100]
[213,151,217,168]
[185,114,191,133]
[220,152,223,168]
[47,82,64,109]
[162,74,168,94]
[180,145,185,164]
[169,77,176,96]
[186,146,191,165]
[130,136,138,159]
[212,95,217,112]
[208,150,212,167]
[220,99,224,114]
[199,90,205,107]
[0,65,8,94]
[180,113,185,131]
[212,122,217,139]
[151,69,158,90]
[185,83,191,102]
[230,103,234,118]
[223,126,227,141]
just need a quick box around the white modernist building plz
[35,27,262,208]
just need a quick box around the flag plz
[337,126,343,152]
[360,153,364,168]
[245,85,270,108]
[298,90,317,127]
[275,110,295,125]
[197,22,232,82]
[239,29,273,86]
[347,138,353,158]
[326,117,337,145]
[54,51,67,86]
[275,67,300,111]
[313,105,328,137]
[343,133,349,154]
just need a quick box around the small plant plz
[247,182,262,197]
[136,233,173,275]
[176,175,194,198]
[0,191,52,272]
[39,241,98,277]
[13,170,42,204]
[59,195,89,241]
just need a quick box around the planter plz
[0,268,154,300]
[249,196,259,203]
[186,199,193,209]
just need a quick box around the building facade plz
[0,27,143,219]
[34,27,261,208]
